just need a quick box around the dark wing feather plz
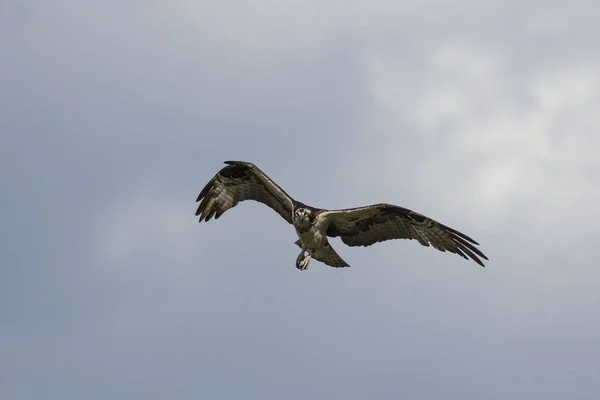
[320,203,488,267]
[195,161,295,224]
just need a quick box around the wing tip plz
[464,248,488,267]
[473,257,486,267]
[454,236,488,267]
[444,225,480,245]
[196,176,216,202]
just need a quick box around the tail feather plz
[293,240,350,268]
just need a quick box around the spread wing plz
[319,203,488,267]
[195,161,295,224]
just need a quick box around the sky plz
[1,0,599,399]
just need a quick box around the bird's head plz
[293,207,312,227]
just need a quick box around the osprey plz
[195,161,488,270]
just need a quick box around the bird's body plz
[195,161,488,270]
[291,203,349,269]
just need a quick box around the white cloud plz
[366,39,600,235]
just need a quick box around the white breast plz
[297,227,325,250]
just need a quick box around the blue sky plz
[1,1,599,399]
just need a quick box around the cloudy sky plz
[2,1,599,399]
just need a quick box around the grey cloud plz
[2,1,599,399]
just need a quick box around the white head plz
[293,207,312,228]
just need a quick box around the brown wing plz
[319,203,488,267]
[195,161,295,224]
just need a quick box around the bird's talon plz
[296,254,311,270]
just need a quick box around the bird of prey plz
[195,161,488,270]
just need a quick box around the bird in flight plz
[195,161,488,270]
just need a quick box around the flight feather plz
[195,161,295,224]
[320,203,488,267]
